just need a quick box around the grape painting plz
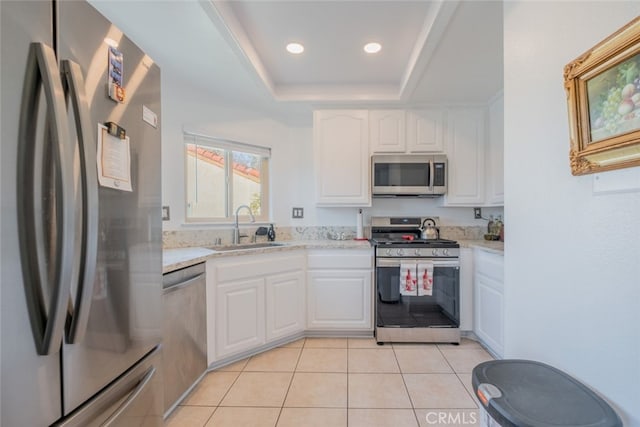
[587,51,640,142]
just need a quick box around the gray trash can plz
[472,360,622,427]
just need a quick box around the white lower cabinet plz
[209,248,373,361]
[266,271,305,341]
[216,278,265,358]
[212,251,305,359]
[306,249,373,331]
[473,249,504,358]
[307,270,372,330]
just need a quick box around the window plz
[185,132,270,222]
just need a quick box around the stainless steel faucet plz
[233,204,255,244]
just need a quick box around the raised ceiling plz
[89,0,503,122]
[205,0,460,101]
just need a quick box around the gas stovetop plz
[370,216,459,258]
[371,237,458,246]
[370,217,458,246]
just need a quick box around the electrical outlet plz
[292,207,304,219]
[473,207,482,219]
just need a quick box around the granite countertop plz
[163,238,503,273]
[163,239,372,273]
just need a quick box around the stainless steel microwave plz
[371,154,447,197]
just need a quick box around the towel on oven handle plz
[417,262,434,296]
[400,262,417,296]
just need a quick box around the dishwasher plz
[162,262,207,414]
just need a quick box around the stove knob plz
[385,249,392,256]
[414,249,421,256]
[396,249,404,256]
[432,248,439,256]
[443,249,449,256]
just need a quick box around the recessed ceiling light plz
[104,37,118,48]
[364,42,382,54]
[286,42,304,54]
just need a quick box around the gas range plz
[372,216,461,345]
[370,217,459,258]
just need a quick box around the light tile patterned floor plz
[165,338,493,427]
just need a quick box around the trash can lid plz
[472,360,622,427]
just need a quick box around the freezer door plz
[55,346,163,427]
[57,1,163,415]
[1,2,64,426]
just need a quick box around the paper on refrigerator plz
[97,123,132,191]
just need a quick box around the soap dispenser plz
[267,224,276,241]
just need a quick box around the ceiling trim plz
[200,0,459,103]
[199,0,275,97]
[399,0,460,103]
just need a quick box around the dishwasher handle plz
[163,273,205,294]
[162,262,205,291]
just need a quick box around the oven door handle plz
[377,258,459,268]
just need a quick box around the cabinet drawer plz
[307,250,373,269]
[474,249,504,282]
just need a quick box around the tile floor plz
[166,338,493,427]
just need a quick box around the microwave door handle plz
[429,161,435,193]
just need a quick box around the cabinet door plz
[406,109,445,153]
[486,94,504,206]
[369,110,406,153]
[474,273,504,358]
[216,278,265,358]
[313,110,371,206]
[307,270,372,330]
[266,270,305,342]
[444,108,486,205]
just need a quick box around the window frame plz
[184,132,270,223]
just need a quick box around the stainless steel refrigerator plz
[1,1,163,425]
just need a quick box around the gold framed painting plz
[564,16,640,175]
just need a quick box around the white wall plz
[161,69,289,229]
[504,2,640,424]
[162,70,502,230]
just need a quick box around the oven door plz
[375,258,460,328]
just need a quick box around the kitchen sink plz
[208,242,285,251]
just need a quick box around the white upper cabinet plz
[444,108,486,206]
[313,110,371,206]
[406,109,445,153]
[486,93,504,206]
[369,110,406,153]
[369,108,446,154]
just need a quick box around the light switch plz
[292,207,304,218]
[162,206,170,221]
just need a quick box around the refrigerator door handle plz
[61,59,99,344]
[17,42,76,356]
[102,367,156,427]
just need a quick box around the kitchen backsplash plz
[163,225,485,248]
